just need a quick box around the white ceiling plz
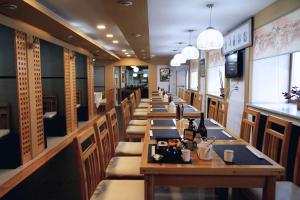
[148,0,276,56]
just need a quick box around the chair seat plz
[133,111,148,117]
[141,98,150,103]
[135,108,148,112]
[138,103,149,108]
[91,180,144,200]
[129,120,147,126]
[105,156,143,178]
[242,181,300,200]
[115,142,143,156]
[126,126,146,134]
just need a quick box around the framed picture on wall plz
[200,59,205,77]
[160,68,170,82]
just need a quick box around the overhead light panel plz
[112,40,119,44]
[97,25,106,30]
[106,34,113,38]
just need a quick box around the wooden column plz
[26,35,45,156]
[15,31,32,164]
[64,49,77,133]
[87,57,95,118]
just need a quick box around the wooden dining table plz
[140,118,285,200]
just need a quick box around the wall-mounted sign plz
[200,59,206,77]
[223,18,253,55]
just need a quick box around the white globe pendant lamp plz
[174,53,186,64]
[182,45,199,60]
[133,73,137,77]
[197,4,224,50]
[170,58,180,67]
[133,67,139,72]
[182,30,199,60]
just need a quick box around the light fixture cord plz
[189,31,191,45]
[209,5,212,27]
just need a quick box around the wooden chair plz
[242,138,300,200]
[216,99,228,127]
[120,99,146,141]
[94,115,143,178]
[106,108,143,156]
[208,98,218,120]
[73,126,144,200]
[262,116,292,174]
[129,93,147,120]
[240,108,261,147]
[134,89,148,108]
[184,90,192,105]
[192,92,202,111]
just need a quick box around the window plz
[252,54,290,103]
[291,52,300,88]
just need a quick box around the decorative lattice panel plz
[31,37,45,153]
[64,49,72,134]
[70,51,77,130]
[87,57,95,118]
[15,31,32,164]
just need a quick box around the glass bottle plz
[197,112,207,138]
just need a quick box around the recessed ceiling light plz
[124,52,129,55]
[106,34,113,38]
[117,0,133,7]
[97,25,106,30]
[122,49,127,52]
[112,40,119,44]
[1,4,18,10]
[126,54,131,57]
[132,33,142,38]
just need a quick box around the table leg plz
[145,175,154,200]
[263,176,276,200]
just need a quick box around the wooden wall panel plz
[87,57,95,118]
[70,51,77,130]
[15,31,32,164]
[27,36,45,156]
[64,49,72,134]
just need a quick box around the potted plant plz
[282,86,300,110]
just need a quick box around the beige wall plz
[104,58,157,96]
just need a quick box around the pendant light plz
[170,58,180,67]
[133,67,139,72]
[182,30,199,60]
[197,4,224,50]
[174,53,186,64]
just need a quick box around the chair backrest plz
[129,93,137,113]
[192,92,202,111]
[105,89,115,111]
[120,98,131,129]
[240,108,261,147]
[216,99,228,127]
[184,90,192,105]
[43,96,58,113]
[106,108,120,155]
[0,102,10,129]
[208,98,218,120]
[135,89,141,105]
[94,115,113,169]
[262,116,292,171]
[74,126,102,200]
[294,139,300,186]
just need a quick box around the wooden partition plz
[87,57,95,118]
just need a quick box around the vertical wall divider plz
[70,51,77,130]
[15,31,32,164]
[26,35,45,157]
[87,57,95,118]
[64,48,72,134]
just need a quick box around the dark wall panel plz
[0,25,15,76]
[75,53,87,78]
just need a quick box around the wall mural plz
[208,49,225,67]
[253,8,300,60]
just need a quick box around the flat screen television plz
[225,51,243,78]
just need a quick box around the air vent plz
[117,0,133,7]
